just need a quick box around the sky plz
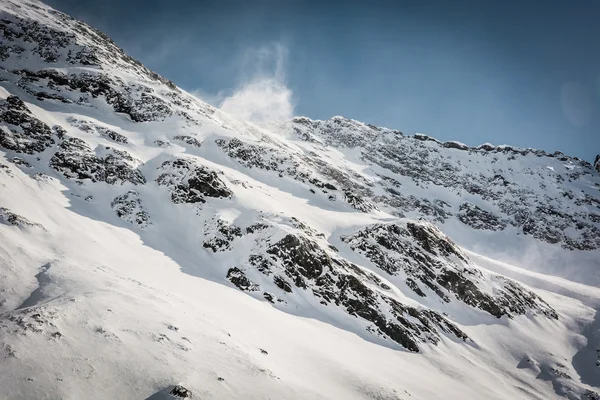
[45,0,600,162]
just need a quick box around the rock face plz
[111,190,150,229]
[156,158,232,204]
[67,117,128,144]
[342,221,557,319]
[50,137,145,185]
[288,117,600,250]
[595,155,600,173]
[458,202,507,231]
[0,95,55,154]
[205,216,469,352]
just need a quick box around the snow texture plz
[0,1,599,399]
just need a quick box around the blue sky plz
[46,0,599,161]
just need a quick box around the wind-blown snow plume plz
[218,43,294,123]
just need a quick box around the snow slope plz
[0,1,599,399]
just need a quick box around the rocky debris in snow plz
[509,204,600,251]
[1,306,59,338]
[156,158,232,204]
[67,117,128,143]
[173,135,201,148]
[343,190,377,212]
[291,116,391,148]
[50,137,146,185]
[232,223,467,351]
[458,202,507,231]
[0,207,45,230]
[226,267,259,292]
[154,140,170,147]
[342,221,558,319]
[203,218,242,252]
[291,116,600,249]
[584,390,600,400]
[111,190,150,229]
[0,95,56,154]
[169,385,192,398]
[13,69,173,122]
[216,137,373,212]
[0,162,11,177]
[11,157,32,168]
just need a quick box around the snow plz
[0,1,599,399]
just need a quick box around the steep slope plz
[0,1,599,399]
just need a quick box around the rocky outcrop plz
[342,221,557,319]
[595,155,600,173]
[49,137,146,185]
[111,190,150,229]
[156,158,232,204]
[0,95,55,154]
[458,202,507,231]
[201,216,469,352]
[13,69,173,122]
[0,207,45,230]
[291,116,600,250]
[173,135,201,148]
[67,117,128,144]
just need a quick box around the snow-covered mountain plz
[1,1,599,399]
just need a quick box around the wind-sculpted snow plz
[342,221,557,319]
[1,1,600,399]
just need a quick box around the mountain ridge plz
[0,1,599,399]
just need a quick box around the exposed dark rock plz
[226,267,259,291]
[0,95,56,154]
[156,158,232,204]
[203,219,243,251]
[0,207,45,230]
[443,141,469,151]
[169,385,192,398]
[173,135,201,148]
[244,228,468,351]
[342,221,557,319]
[458,202,507,231]
[67,117,128,143]
[111,190,150,229]
[50,137,145,185]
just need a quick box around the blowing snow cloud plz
[217,43,294,123]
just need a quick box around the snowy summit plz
[0,1,599,399]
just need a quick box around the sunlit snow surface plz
[0,1,599,399]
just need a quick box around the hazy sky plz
[46,0,599,161]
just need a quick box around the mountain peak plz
[1,1,599,399]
